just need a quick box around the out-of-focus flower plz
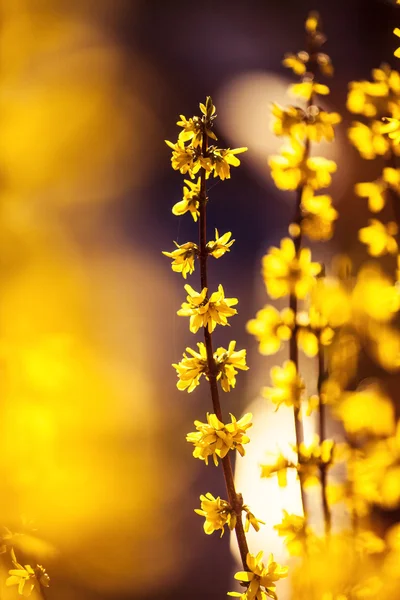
[263,360,305,410]
[352,265,400,324]
[300,186,338,241]
[296,306,335,357]
[381,116,400,144]
[186,412,252,466]
[347,65,400,118]
[194,493,236,536]
[246,306,294,355]
[395,27,400,59]
[290,81,330,101]
[358,219,398,256]
[162,241,198,278]
[206,229,235,258]
[261,453,292,487]
[228,552,288,600]
[6,548,49,597]
[172,178,201,221]
[271,104,340,142]
[348,121,390,159]
[274,510,309,556]
[334,384,395,437]
[177,284,238,333]
[296,436,335,487]
[262,237,321,299]
[269,139,336,191]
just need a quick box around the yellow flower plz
[261,453,292,487]
[243,506,265,533]
[209,147,248,180]
[177,114,203,146]
[172,343,208,392]
[290,81,330,101]
[206,229,235,258]
[358,219,398,257]
[335,384,395,437]
[269,139,336,191]
[271,103,306,138]
[173,341,248,393]
[355,180,387,213]
[305,109,341,143]
[348,120,390,159]
[6,549,49,597]
[271,105,340,142]
[296,436,335,487]
[177,284,238,333]
[229,552,288,600]
[194,493,236,536]
[352,264,400,323]
[262,237,321,299]
[282,52,308,76]
[214,340,249,392]
[162,241,198,278]
[274,510,308,556]
[381,116,400,144]
[296,306,334,357]
[172,178,201,220]
[301,186,338,241]
[186,412,252,466]
[263,360,305,410]
[246,305,294,355]
[165,139,203,176]
[395,27,400,59]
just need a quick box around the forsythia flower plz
[395,28,400,59]
[165,139,203,176]
[172,178,201,220]
[352,265,400,323]
[271,105,340,143]
[186,412,252,466]
[381,116,400,144]
[263,360,305,410]
[274,510,308,556]
[296,435,335,487]
[347,65,400,118]
[194,493,236,536]
[162,241,198,278]
[262,237,321,299]
[282,52,308,75]
[300,185,338,241]
[214,340,249,392]
[209,147,248,180]
[172,343,208,392]
[348,121,390,159]
[290,80,330,101]
[6,549,50,597]
[177,284,238,333]
[355,168,400,213]
[228,552,288,600]
[358,219,398,256]
[246,306,294,355]
[206,229,235,258]
[296,306,335,357]
[269,139,337,191]
[173,341,248,393]
[261,453,292,487]
[334,385,395,437]
[243,506,265,533]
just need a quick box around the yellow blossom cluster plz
[186,412,252,466]
[228,552,288,600]
[165,97,247,181]
[6,548,50,598]
[262,360,305,410]
[177,283,238,333]
[172,340,248,393]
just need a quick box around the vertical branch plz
[198,125,250,571]
[317,342,331,535]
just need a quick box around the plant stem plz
[317,343,331,535]
[387,151,400,226]
[198,127,249,571]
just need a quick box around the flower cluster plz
[228,552,288,600]
[186,412,252,466]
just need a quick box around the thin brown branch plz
[198,125,250,570]
[317,343,331,535]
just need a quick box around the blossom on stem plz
[274,510,309,556]
[300,186,338,241]
[206,229,235,258]
[194,493,236,536]
[162,241,198,278]
[243,506,265,533]
[6,549,49,597]
[177,284,238,333]
[186,412,253,466]
[209,147,248,180]
[261,454,292,487]
[228,552,288,600]
[172,178,201,221]
[214,340,249,392]
[358,219,398,257]
[172,343,208,392]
